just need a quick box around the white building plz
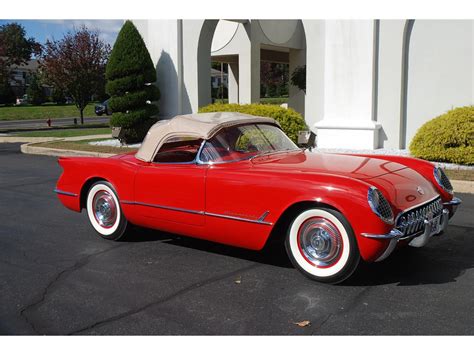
[132,20,474,150]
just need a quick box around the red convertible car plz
[55,112,462,283]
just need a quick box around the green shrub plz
[0,79,16,105]
[26,74,46,105]
[51,87,66,104]
[106,20,160,144]
[199,103,307,143]
[260,97,288,105]
[409,106,474,165]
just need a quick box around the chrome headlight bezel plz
[433,167,453,194]
[367,186,394,225]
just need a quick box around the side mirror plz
[297,130,316,150]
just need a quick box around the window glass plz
[199,124,298,163]
[154,136,202,163]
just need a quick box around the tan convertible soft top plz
[135,112,279,162]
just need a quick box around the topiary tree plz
[26,74,46,105]
[409,106,474,165]
[106,21,160,144]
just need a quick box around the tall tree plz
[106,20,160,144]
[0,22,41,105]
[40,26,110,124]
[0,22,41,76]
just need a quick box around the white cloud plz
[43,19,124,44]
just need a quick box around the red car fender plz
[55,156,139,214]
[266,174,392,262]
[350,155,452,201]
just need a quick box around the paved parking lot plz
[0,143,473,335]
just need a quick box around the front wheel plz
[285,207,360,284]
[86,181,129,241]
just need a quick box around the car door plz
[133,137,207,226]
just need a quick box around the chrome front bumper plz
[362,208,452,262]
[443,196,462,215]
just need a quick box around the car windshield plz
[199,123,298,164]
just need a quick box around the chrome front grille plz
[395,197,443,239]
[375,189,393,222]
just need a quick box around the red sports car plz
[55,112,462,283]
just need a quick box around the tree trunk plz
[80,108,84,125]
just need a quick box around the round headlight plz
[433,167,453,194]
[367,187,394,224]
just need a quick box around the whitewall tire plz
[86,181,129,241]
[285,207,360,284]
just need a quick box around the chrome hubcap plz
[298,217,342,267]
[93,190,117,228]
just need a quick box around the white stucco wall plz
[406,20,474,146]
[133,20,180,118]
[137,19,473,151]
[376,20,406,149]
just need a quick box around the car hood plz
[251,150,438,210]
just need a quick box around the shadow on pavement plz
[119,223,474,287]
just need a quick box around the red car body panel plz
[55,150,451,263]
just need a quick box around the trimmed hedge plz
[106,21,160,144]
[199,103,307,143]
[409,106,474,165]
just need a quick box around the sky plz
[0,19,124,46]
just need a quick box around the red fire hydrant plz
[47,118,52,127]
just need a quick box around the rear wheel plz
[285,207,360,284]
[86,181,129,241]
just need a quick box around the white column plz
[228,62,239,103]
[315,20,380,149]
[238,21,260,104]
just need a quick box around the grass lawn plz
[16,127,111,138]
[33,139,136,155]
[0,103,97,121]
[445,169,474,181]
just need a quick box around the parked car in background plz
[55,112,462,284]
[15,94,28,106]
[95,99,112,116]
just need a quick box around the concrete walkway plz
[17,134,116,158]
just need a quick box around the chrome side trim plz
[121,200,273,226]
[443,197,462,206]
[258,210,270,222]
[361,229,404,239]
[54,189,78,197]
[121,200,204,215]
[205,211,273,226]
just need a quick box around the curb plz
[21,143,114,158]
[0,134,111,144]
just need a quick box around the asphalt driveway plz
[0,143,473,335]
